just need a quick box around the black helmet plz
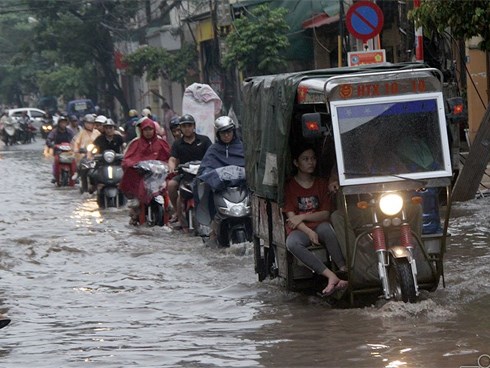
[179,114,195,125]
[170,116,180,129]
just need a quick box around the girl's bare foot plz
[322,276,348,296]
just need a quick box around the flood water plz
[0,140,489,368]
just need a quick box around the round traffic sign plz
[345,1,384,42]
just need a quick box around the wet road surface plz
[0,141,489,367]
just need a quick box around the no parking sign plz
[345,1,384,42]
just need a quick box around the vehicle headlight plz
[379,193,403,216]
[103,150,115,163]
[218,198,251,217]
[87,143,97,154]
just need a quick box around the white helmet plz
[95,115,107,124]
[214,116,235,132]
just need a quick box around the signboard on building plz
[348,50,386,67]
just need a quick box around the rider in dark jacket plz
[46,116,74,147]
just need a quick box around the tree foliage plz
[21,0,147,113]
[410,0,490,51]
[222,4,290,76]
[0,3,40,105]
[124,42,197,84]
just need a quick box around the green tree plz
[0,3,39,106]
[22,0,146,114]
[123,42,197,85]
[222,4,290,77]
[410,0,490,51]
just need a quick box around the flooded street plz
[0,140,489,368]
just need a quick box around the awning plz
[302,12,339,29]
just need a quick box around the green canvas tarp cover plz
[241,63,430,205]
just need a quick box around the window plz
[331,93,452,186]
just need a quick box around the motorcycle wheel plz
[253,235,267,282]
[97,191,107,209]
[60,170,69,187]
[388,255,417,303]
[217,228,229,248]
[80,175,88,194]
[148,201,164,227]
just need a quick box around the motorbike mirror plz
[301,113,325,138]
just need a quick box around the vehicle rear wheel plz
[149,201,164,227]
[80,175,88,194]
[60,170,69,187]
[388,255,417,303]
[253,235,266,281]
[97,190,106,209]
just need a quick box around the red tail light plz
[453,104,464,115]
[305,121,320,131]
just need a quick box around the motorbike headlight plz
[87,143,97,154]
[379,193,403,216]
[103,150,115,163]
[218,198,250,217]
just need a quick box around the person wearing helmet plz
[94,115,107,134]
[194,116,246,246]
[72,114,101,158]
[92,118,125,154]
[46,115,74,148]
[142,107,166,139]
[124,109,139,143]
[71,113,101,182]
[167,114,212,225]
[169,115,182,142]
[46,115,77,183]
[120,117,171,225]
[67,115,81,135]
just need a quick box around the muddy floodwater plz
[0,140,489,368]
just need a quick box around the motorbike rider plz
[142,107,166,139]
[195,116,246,246]
[71,114,101,181]
[94,115,107,134]
[167,114,212,227]
[67,115,82,135]
[169,116,182,142]
[92,118,125,154]
[46,115,74,148]
[46,116,76,182]
[120,117,171,225]
[124,109,139,143]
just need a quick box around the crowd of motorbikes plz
[46,130,252,248]
[0,115,37,146]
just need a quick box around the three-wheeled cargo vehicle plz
[242,63,454,305]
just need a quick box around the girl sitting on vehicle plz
[283,144,348,296]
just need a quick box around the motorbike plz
[177,161,201,232]
[130,160,169,227]
[77,144,97,194]
[2,119,18,146]
[18,119,36,144]
[197,165,252,247]
[41,120,53,139]
[90,149,125,208]
[53,142,76,187]
[244,64,454,305]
